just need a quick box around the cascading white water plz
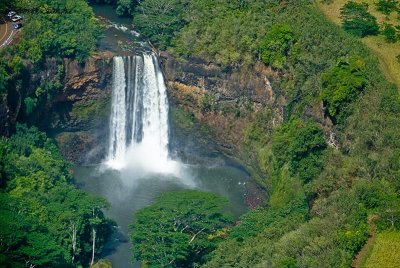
[106,53,173,172]
[108,56,127,168]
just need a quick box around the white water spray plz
[106,53,180,176]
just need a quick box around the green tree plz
[340,1,379,37]
[15,0,101,63]
[133,0,188,49]
[382,23,400,43]
[260,24,296,69]
[116,0,138,16]
[1,125,112,267]
[375,0,399,16]
[0,194,69,267]
[321,56,367,123]
[272,119,327,183]
[0,0,15,15]
[130,191,232,267]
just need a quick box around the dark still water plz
[73,158,250,267]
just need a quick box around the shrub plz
[382,23,400,43]
[321,56,367,124]
[375,0,399,16]
[260,24,296,69]
[340,1,379,37]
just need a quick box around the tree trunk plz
[90,227,96,266]
[189,228,205,244]
[71,223,77,264]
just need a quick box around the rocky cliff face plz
[0,51,114,164]
[160,52,285,160]
[0,48,285,169]
[50,52,114,164]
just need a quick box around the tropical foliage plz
[10,0,101,63]
[132,0,188,49]
[321,56,367,123]
[259,24,297,69]
[130,191,232,267]
[1,0,400,267]
[0,125,112,267]
[340,1,380,37]
[128,0,400,267]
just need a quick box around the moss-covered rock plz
[90,259,112,268]
[70,97,111,127]
[47,52,113,164]
[55,131,106,164]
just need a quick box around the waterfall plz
[108,57,127,165]
[106,54,170,171]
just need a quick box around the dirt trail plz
[352,215,377,268]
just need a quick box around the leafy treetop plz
[340,1,379,37]
[130,190,233,268]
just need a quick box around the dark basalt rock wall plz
[160,51,285,158]
[49,52,114,164]
[160,51,278,106]
[0,51,115,164]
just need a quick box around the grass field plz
[364,231,400,268]
[317,0,400,89]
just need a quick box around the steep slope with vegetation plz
[0,125,112,267]
[127,0,400,267]
[0,0,114,267]
[0,0,102,135]
[318,0,400,89]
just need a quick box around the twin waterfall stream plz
[106,54,170,171]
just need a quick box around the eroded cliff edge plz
[0,51,114,164]
[159,52,285,179]
[50,52,114,164]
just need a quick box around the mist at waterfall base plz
[73,53,250,267]
[103,54,194,188]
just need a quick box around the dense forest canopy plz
[0,125,112,267]
[130,191,233,267]
[0,0,102,117]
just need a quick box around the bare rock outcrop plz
[160,52,284,157]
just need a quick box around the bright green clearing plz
[364,231,400,268]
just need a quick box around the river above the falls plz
[74,158,251,267]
